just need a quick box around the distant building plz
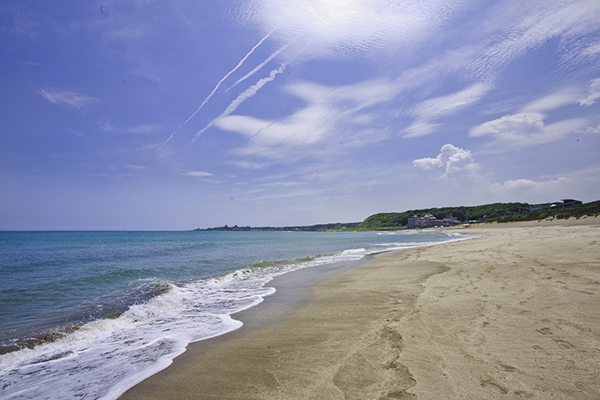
[529,199,582,212]
[442,216,460,226]
[408,214,459,228]
[558,199,583,207]
[407,216,418,228]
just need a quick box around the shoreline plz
[121,218,600,399]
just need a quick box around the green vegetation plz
[359,202,530,228]
[493,200,600,223]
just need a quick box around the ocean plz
[0,230,471,399]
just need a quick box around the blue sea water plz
[0,230,471,399]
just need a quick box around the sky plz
[1,0,600,230]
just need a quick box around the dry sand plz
[121,217,600,399]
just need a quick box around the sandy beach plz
[121,217,600,399]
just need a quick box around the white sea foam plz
[340,248,367,255]
[0,249,369,399]
[367,233,475,255]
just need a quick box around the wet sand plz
[121,217,600,399]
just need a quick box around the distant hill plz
[194,222,361,232]
[359,200,600,228]
[359,202,530,228]
[492,199,600,223]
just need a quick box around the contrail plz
[191,63,287,143]
[158,25,279,150]
[227,43,290,92]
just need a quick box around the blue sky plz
[1,0,600,230]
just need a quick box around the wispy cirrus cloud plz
[39,88,97,110]
[214,103,332,163]
[403,83,491,137]
[522,87,583,112]
[245,0,468,60]
[412,83,491,120]
[215,75,490,161]
[466,1,600,80]
[213,75,405,164]
[243,1,600,88]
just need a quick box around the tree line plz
[359,200,600,228]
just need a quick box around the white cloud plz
[469,1,600,81]
[487,165,600,202]
[215,71,492,163]
[413,83,491,120]
[576,124,600,135]
[470,84,597,151]
[214,104,331,162]
[578,77,600,106]
[408,156,600,208]
[401,122,443,138]
[522,88,582,112]
[246,0,468,60]
[185,171,214,177]
[404,82,491,137]
[168,0,456,150]
[39,88,96,110]
[470,112,545,138]
[413,144,477,175]
[212,76,407,163]
[581,42,600,57]
[288,77,400,113]
[470,112,590,149]
[502,179,536,190]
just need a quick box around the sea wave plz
[0,249,370,399]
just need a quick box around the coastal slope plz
[121,218,600,399]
